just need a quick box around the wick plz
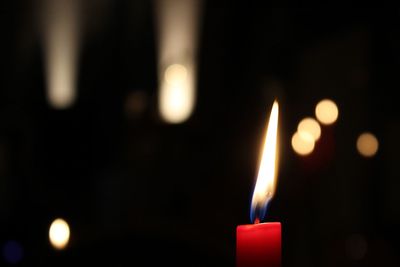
[254,218,260,224]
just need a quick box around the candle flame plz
[250,100,279,223]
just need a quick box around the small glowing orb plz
[315,99,339,125]
[298,117,321,141]
[291,131,315,156]
[49,218,70,250]
[357,132,379,157]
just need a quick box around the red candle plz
[237,222,281,267]
[236,101,281,267]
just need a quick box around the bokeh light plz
[159,64,195,124]
[155,0,201,124]
[125,90,148,119]
[345,234,368,260]
[357,132,379,157]
[2,240,23,264]
[165,64,188,85]
[297,117,321,141]
[291,131,315,156]
[49,218,70,250]
[315,99,339,125]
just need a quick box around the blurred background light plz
[291,131,315,156]
[42,0,81,109]
[125,90,148,119]
[297,117,321,141]
[315,99,339,125]
[357,132,379,157]
[155,0,202,124]
[159,64,194,123]
[165,64,188,85]
[49,218,70,250]
[345,234,368,260]
[2,240,23,264]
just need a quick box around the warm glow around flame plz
[251,101,279,223]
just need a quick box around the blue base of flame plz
[250,199,270,224]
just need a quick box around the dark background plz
[1,3,399,266]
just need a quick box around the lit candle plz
[236,100,281,267]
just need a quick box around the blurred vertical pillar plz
[154,0,202,123]
[41,0,81,109]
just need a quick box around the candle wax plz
[236,222,281,267]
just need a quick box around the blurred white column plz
[154,0,202,123]
[42,0,81,109]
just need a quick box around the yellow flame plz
[251,101,279,218]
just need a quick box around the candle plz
[236,223,281,267]
[236,101,281,267]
